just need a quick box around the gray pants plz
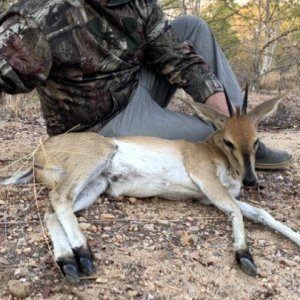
[100,16,243,142]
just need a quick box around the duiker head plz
[186,86,281,187]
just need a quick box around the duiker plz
[1,90,299,282]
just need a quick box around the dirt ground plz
[0,90,299,300]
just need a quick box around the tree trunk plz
[258,0,280,87]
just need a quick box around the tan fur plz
[34,133,115,188]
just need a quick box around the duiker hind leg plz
[50,189,94,280]
[45,205,83,283]
[49,175,108,282]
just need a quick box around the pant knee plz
[172,15,211,41]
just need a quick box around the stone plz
[96,277,108,284]
[128,197,137,204]
[79,222,91,230]
[100,213,115,220]
[144,224,155,231]
[259,270,268,278]
[8,280,32,298]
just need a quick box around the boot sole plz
[255,157,294,170]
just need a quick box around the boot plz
[255,141,294,170]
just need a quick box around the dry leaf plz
[180,231,191,247]
[190,250,200,261]
[42,286,52,299]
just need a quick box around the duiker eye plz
[223,139,235,150]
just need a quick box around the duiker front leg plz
[191,174,257,276]
[50,189,95,281]
[236,200,300,246]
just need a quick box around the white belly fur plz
[105,140,201,200]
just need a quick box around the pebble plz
[115,196,125,201]
[23,247,32,254]
[183,250,190,258]
[157,220,169,225]
[128,290,139,297]
[280,258,296,267]
[16,249,23,255]
[144,224,155,231]
[96,277,108,284]
[277,174,284,180]
[13,269,22,277]
[79,222,91,230]
[100,213,115,220]
[173,248,182,257]
[189,226,200,232]
[147,282,155,291]
[128,197,137,204]
[90,225,98,233]
[259,270,268,278]
[190,234,199,245]
[95,253,102,260]
[115,234,123,241]
[205,255,218,266]
[7,280,32,298]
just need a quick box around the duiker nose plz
[242,177,257,187]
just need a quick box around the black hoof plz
[79,257,95,275]
[236,249,258,276]
[57,258,81,283]
[73,246,95,276]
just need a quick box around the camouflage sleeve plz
[0,14,52,94]
[144,1,223,102]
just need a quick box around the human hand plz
[205,92,229,115]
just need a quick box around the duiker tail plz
[0,168,33,185]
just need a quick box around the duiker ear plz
[248,96,282,125]
[182,100,228,130]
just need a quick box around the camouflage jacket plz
[0,0,223,135]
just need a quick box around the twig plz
[80,274,121,280]
[248,199,261,206]
[269,204,300,213]
[0,159,15,163]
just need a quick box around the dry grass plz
[259,67,299,90]
[2,91,39,120]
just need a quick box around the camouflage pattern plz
[0,0,223,136]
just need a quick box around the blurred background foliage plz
[1,0,300,90]
[159,0,300,89]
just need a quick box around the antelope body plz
[1,94,299,282]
